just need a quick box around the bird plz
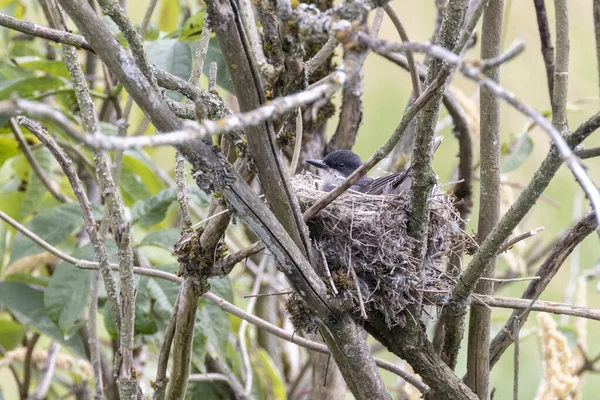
[306,150,412,195]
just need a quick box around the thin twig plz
[305,36,338,76]
[497,227,545,254]
[188,373,230,383]
[138,0,158,37]
[152,293,181,400]
[595,0,600,99]
[0,12,95,52]
[21,332,40,399]
[175,151,192,230]
[29,342,61,400]
[289,108,303,177]
[9,118,72,204]
[208,62,217,92]
[88,270,104,400]
[189,13,212,87]
[239,256,268,395]
[383,3,421,97]
[473,294,600,321]
[513,316,519,400]
[479,277,540,283]
[533,0,555,100]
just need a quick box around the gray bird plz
[306,150,412,195]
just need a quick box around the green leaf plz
[0,224,5,276]
[198,298,230,356]
[140,228,180,251]
[251,349,287,400]
[4,272,49,287]
[200,38,233,94]
[131,187,177,226]
[119,154,160,205]
[187,184,210,207]
[0,282,86,356]
[134,275,159,335]
[0,316,23,351]
[0,76,65,100]
[19,146,54,220]
[501,134,533,173]
[146,39,192,82]
[186,381,229,400]
[103,300,118,340]
[144,264,179,314]
[12,56,70,79]
[208,276,233,303]
[180,9,206,40]
[0,135,22,168]
[44,247,93,335]
[10,202,103,263]
[0,191,25,223]
[158,0,180,32]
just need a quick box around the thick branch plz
[465,1,503,395]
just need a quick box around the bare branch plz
[552,0,570,134]
[0,12,94,51]
[29,342,60,400]
[189,14,212,87]
[466,1,504,392]
[175,152,192,231]
[383,3,421,97]
[595,0,600,98]
[96,0,157,88]
[473,294,600,321]
[533,0,555,100]
[497,227,545,254]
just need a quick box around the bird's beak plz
[306,159,328,170]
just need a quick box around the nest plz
[290,173,467,328]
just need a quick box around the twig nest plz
[291,173,466,328]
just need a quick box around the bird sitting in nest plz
[306,136,442,195]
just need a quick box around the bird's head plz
[306,150,363,178]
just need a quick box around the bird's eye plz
[338,162,345,168]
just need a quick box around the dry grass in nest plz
[290,173,467,329]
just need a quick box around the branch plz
[552,0,570,134]
[0,74,342,149]
[0,12,94,52]
[189,13,212,87]
[383,3,421,97]
[0,345,22,395]
[96,0,156,87]
[466,0,503,393]
[497,227,545,254]
[15,117,122,333]
[488,212,598,369]
[29,342,60,400]
[473,294,600,321]
[9,118,73,204]
[21,333,40,399]
[57,26,137,390]
[595,0,600,98]
[533,0,555,100]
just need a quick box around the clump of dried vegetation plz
[287,173,467,329]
